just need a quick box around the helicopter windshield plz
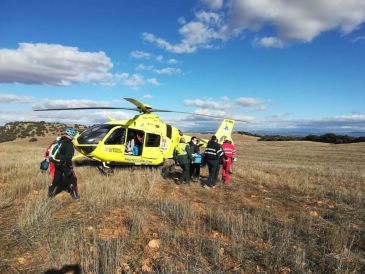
[77,124,115,144]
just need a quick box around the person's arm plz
[217,144,226,159]
[44,143,52,158]
[127,139,135,151]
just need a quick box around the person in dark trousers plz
[173,138,193,184]
[48,128,79,199]
[189,136,201,181]
[203,135,225,189]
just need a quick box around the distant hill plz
[0,121,87,143]
[258,133,365,144]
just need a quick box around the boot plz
[69,184,80,200]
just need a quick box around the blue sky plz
[1,0,365,134]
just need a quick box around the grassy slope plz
[0,134,364,273]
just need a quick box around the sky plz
[0,0,365,134]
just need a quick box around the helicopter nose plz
[76,145,97,155]
[73,138,97,155]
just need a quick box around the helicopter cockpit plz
[77,124,116,145]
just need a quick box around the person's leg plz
[179,164,186,183]
[185,163,191,183]
[225,158,232,184]
[207,161,217,187]
[68,170,79,199]
[49,162,55,182]
[206,162,213,187]
[213,160,220,186]
[193,164,200,179]
[222,159,227,179]
[48,166,63,197]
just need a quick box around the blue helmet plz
[65,127,77,139]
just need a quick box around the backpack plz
[48,141,62,163]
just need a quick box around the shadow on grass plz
[44,264,81,274]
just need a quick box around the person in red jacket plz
[221,139,236,185]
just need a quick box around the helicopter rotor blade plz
[33,100,249,122]
[149,109,249,122]
[33,107,140,111]
[124,98,150,112]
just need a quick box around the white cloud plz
[163,112,254,132]
[115,73,145,90]
[351,36,365,43]
[0,108,134,125]
[147,78,160,86]
[33,99,110,109]
[235,97,265,107]
[184,98,231,110]
[130,50,152,59]
[240,114,365,133]
[155,55,163,62]
[167,58,178,64]
[0,93,34,104]
[115,73,159,89]
[254,36,284,48]
[144,1,365,52]
[196,11,222,25]
[178,17,187,25]
[130,50,163,62]
[230,0,365,45]
[185,97,267,111]
[332,114,365,122]
[135,64,154,71]
[143,32,197,54]
[201,0,224,10]
[0,43,113,85]
[142,94,154,99]
[143,10,228,54]
[194,108,230,117]
[154,67,182,75]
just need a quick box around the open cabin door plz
[142,133,164,165]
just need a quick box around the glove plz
[232,157,237,162]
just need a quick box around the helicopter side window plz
[145,133,160,147]
[78,124,114,144]
[125,129,144,156]
[104,128,126,145]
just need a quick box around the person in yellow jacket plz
[173,138,193,184]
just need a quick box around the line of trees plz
[258,133,365,144]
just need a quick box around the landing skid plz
[96,162,114,176]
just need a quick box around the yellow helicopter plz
[35,98,239,167]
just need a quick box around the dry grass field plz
[0,134,364,273]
